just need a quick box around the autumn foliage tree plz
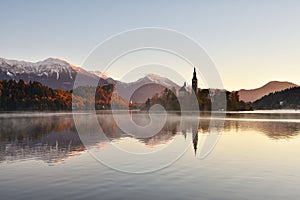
[0,80,120,111]
[0,79,72,111]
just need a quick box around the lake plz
[1,110,300,200]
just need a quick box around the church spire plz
[192,67,198,94]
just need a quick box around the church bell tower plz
[192,67,198,94]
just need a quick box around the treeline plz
[0,79,72,111]
[0,80,119,111]
[72,84,127,110]
[72,84,115,110]
[7,79,298,112]
[144,87,180,111]
[253,86,300,110]
[225,91,253,111]
[143,88,253,111]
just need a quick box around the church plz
[178,67,198,97]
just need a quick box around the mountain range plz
[0,57,298,103]
[0,58,179,103]
[0,57,101,91]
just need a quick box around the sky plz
[0,0,299,90]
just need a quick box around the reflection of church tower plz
[192,126,198,155]
[192,120,199,156]
[193,131,198,156]
[192,67,198,94]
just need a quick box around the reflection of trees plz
[198,115,300,140]
[221,119,300,139]
[0,115,84,164]
[0,115,76,141]
[97,114,121,138]
[1,113,299,164]
[225,112,300,120]
[230,121,300,139]
[136,116,179,146]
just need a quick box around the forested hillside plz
[253,87,300,110]
[0,80,123,111]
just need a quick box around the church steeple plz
[192,67,198,94]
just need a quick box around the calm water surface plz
[0,111,300,200]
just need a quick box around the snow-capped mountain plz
[88,70,107,79]
[89,70,116,85]
[138,74,179,89]
[114,74,180,103]
[0,57,77,79]
[0,58,104,91]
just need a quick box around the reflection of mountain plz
[1,113,300,163]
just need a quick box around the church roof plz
[179,85,188,92]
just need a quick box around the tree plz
[229,91,239,111]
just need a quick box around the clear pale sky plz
[0,0,299,90]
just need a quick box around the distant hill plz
[238,81,298,102]
[253,86,300,110]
